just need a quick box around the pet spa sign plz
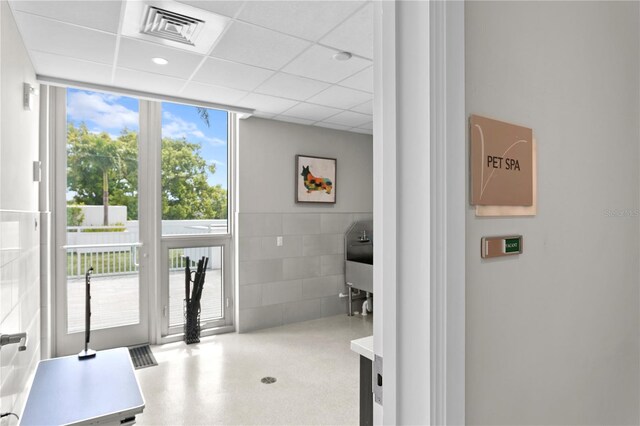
[470,115,534,206]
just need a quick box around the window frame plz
[51,84,238,354]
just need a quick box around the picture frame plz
[295,155,337,204]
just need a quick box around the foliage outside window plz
[66,205,85,226]
[66,123,227,223]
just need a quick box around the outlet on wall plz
[276,236,283,247]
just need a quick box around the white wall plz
[0,3,38,212]
[466,2,639,424]
[237,118,373,331]
[239,117,372,214]
[72,205,127,226]
[0,0,42,416]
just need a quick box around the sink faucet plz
[0,332,27,351]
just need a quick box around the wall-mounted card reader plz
[481,235,523,258]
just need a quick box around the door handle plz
[0,332,27,351]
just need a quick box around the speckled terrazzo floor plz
[135,314,373,425]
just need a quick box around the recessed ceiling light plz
[333,51,352,61]
[152,57,169,65]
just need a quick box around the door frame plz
[159,236,233,341]
[52,86,151,356]
[372,1,465,424]
[152,110,236,344]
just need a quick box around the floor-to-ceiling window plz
[54,87,235,355]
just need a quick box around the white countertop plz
[350,335,373,361]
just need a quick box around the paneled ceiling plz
[9,0,373,134]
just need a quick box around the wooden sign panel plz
[470,115,533,206]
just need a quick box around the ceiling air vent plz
[122,1,229,54]
[140,6,205,46]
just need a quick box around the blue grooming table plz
[21,348,145,425]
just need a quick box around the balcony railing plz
[65,243,140,277]
[66,244,220,278]
[64,221,225,332]
[65,219,226,277]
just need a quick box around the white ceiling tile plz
[358,121,373,130]
[282,102,342,122]
[283,45,370,83]
[192,57,274,92]
[320,3,373,59]
[306,85,371,110]
[350,127,373,135]
[117,38,204,80]
[11,0,376,110]
[273,116,316,126]
[255,72,330,101]
[10,0,123,34]
[351,100,373,114]
[237,94,299,116]
[181,82,249,105]
[339,66,373,93]
[314,122,352,131]
[175,0,244,18]
[113,68,186,96]
[15,12,116,64]
[324,110,371,127]
[238,1,364,41]
[211,21,310,70]
[30,51,113,85]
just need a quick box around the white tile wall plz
[1,2,43,417]
[0,210,41,416]
[238,212,372,332]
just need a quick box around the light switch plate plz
[276,236,283,247]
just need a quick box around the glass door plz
[55,87,149,355]
[159,102,234,338]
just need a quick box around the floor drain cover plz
[261,377,277,384]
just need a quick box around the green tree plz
[161,137,227,220]
[111,128,139,220]
[66,205,85,226]
[67,123,130,225]
[66,123,227,222]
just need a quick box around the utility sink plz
[345,220,373,294]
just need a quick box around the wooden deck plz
[67,269,223,333]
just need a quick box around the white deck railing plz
[65,219,226,277]
[65,243,140,277]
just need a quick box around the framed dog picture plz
[296,155,337,204]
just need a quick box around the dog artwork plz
[300,165,333,194]
[296,155,337,204]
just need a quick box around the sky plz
[66,88,229,188]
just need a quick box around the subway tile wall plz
[238,212,372,332]
[0,210,41,416]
